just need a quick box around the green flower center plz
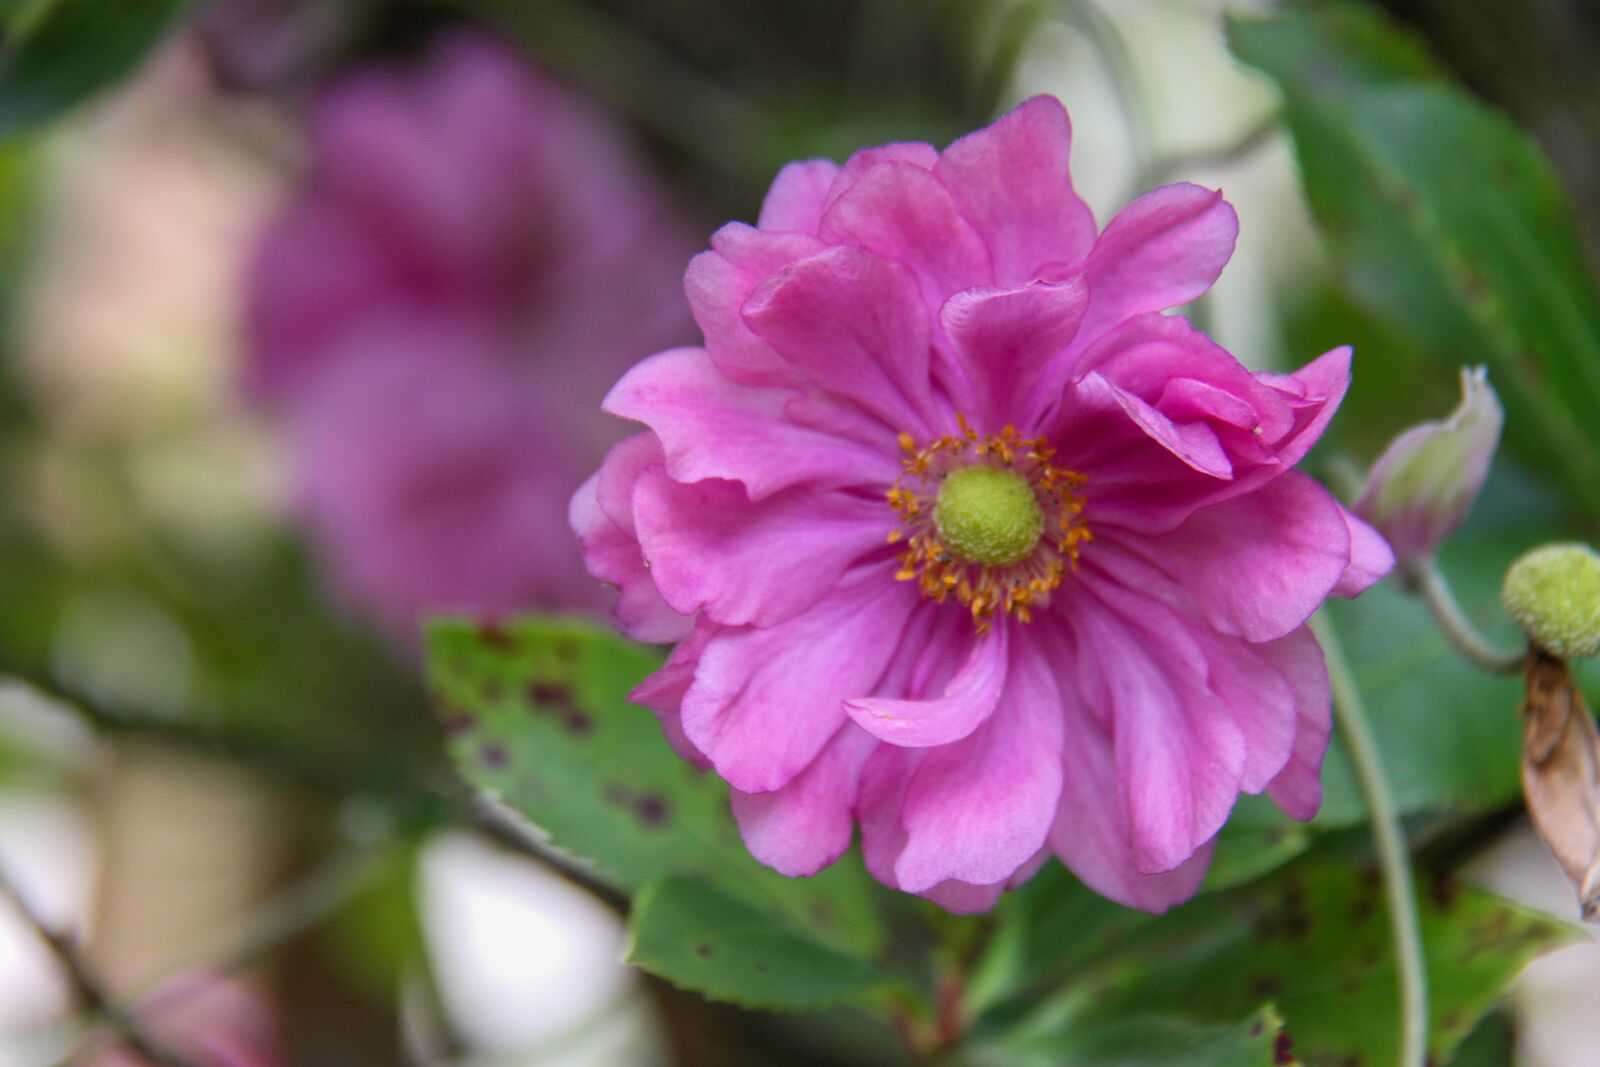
[933,465,1044,567]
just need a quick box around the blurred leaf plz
[0,0,187,133]
[1204,796,1312,892]
[969,1005,1291,1067]
[628,875,895,1011]
[1230,2,1600,519]
[1062,855,1576,1067]
[425,616,887,959]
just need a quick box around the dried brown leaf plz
[1521,651,1600,919]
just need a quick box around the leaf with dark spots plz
[969,853,1573,1066]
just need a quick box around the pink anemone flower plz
[572,97,1393,913]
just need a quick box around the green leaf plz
[425,616,887,961]
[1070,856,1577,1066]
[1204,796,1312,892]
[970,1005,1291,1067]
[0,0,187,133]
[627,876,894,1011]
[1229,2,1600,519]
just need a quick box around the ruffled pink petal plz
[757,159,840,234]
[934,95,1098,285]
[1036,616,1217,912]
[633,468,885,627]
[1076,545,1304,795]
[742,246,940,435]
[684,224,825,387]
[1334,508,1395,597]
[817,161,993,306]
[631,621,717,768]
[1073,182,1238,350]
[1260,625,1333,821]
[824,143,940,210]
[1134,471,1356,643]
[1076,312,1293,447]
[890,633,1065,893]
[569,459,691,644]
[1076,371,1234,478]
[1255,346,1352,467]
[845,623,1009,748]
[1063,588,1245,875]
[604,346,896,500]
[679,569,921,793]
[731,724,876,876]
[940,277,1088,431]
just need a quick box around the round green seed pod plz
[1501,542,1600,659]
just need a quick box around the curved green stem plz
[1311,613,1428,1067]
[1408,557,1525,675]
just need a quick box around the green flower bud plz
[1502,543,1600,659]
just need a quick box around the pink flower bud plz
[1354,366,1502,564]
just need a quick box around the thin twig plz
[1130,110,1281,197]
[1056,0,1155,175]
[1407,558,1526,675]
[0,861,206,1067]
[1311,613,1428,1067]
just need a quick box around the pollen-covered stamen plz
[888,416,1090,631]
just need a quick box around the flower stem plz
[1311,612,1428,1067]
[1408,557,1526,675]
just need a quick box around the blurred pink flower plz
[574,97,1393,913]
[247,33,693,634]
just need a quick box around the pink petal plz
[1038,616,1218,912]
[679,570,921,793]
[1075,182,1238,349]
[818,161,993,305]
[939,277,1088,431]
[757,159,840,234]
[934,95,1098,284]
[569,456,691,644]
[603,346,896,500]
[742,246,940,435]
[631,621,717,768]
[824,142,941,210]
[633,468,885,627]
[846,623,1009,747]
[684,224,824,387]
[1137,471,1354,643]
[922,878,1007,914]
[1077,371,1234,478]
[1261,625,1333,821]
[1062,589,1245,874]
[1334,508,1395,597]
[731,724,876,876]
[1256,346,1352,467]
[890,633,1065,893]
